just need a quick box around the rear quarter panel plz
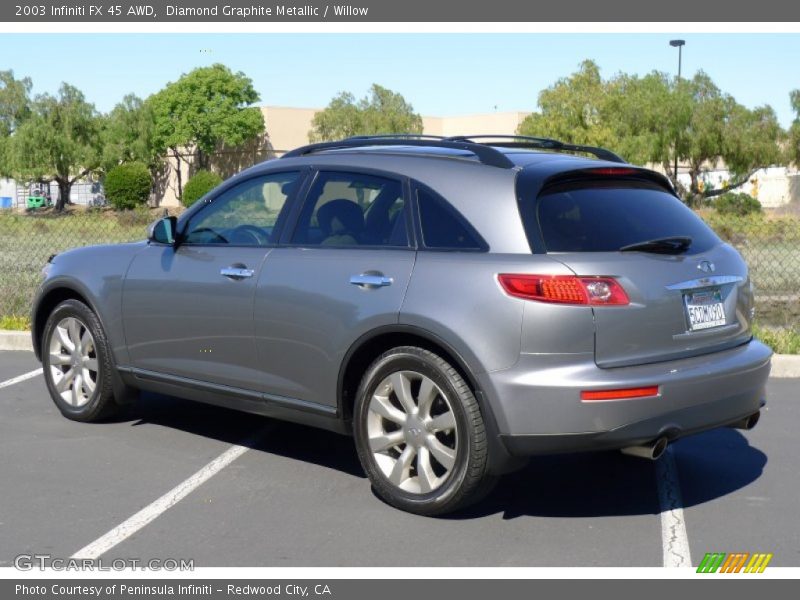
[399,252,584,374]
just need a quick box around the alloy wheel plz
[47,316,98,408]
[366,370,459,494]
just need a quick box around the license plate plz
[684,289,726,331]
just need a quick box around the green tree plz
[101,94,159,174]
[5,83,102,211]
[310,84,423,142]
[0,70,33,176]
[518,61,783,202]
[788,89,800,168]
[517,61,617,151]
[149,64,264,200]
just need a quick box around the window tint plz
[417,188,485,250]
[291,172,408,247]
[184,172,300,246]
[536,182,720,253]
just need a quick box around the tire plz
[41,299,128,422]
[353,346,495,516]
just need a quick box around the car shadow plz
[115,392,767,519]
[114,391,366,479]
[449,428,767,520]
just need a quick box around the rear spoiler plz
[541,166,676,195]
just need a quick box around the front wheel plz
[353,346,495,516]
[42,299,126,422]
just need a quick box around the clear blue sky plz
[5,33,800,127]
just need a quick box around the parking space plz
[0,350,796,567]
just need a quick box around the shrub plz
[182,170,223,207]
[104,162,152,210]
[713,192,762,217]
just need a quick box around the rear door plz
[529,176,753,368]
[253,169,416,409]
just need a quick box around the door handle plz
[220,266,255,279]
[350,273,393,288]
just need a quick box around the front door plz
[122,170,302,390]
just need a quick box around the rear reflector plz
[580,386,660,401]
[498,274,629,305]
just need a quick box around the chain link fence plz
[0,207,178,326]
[0,205,798,330]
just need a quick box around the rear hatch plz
[523,169,753,368]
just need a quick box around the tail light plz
[498,274,629,306]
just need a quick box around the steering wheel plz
[229,224,269,245]
[188,227,228,244]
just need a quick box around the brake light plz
[498,274,629,305]
[584,167,639,176]
[580,386,660,401]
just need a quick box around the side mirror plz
[147,216,177,245]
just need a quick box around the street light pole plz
[670,39,686,183]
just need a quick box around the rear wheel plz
[353,346,495,516]
[42,299,127,422]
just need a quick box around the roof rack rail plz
[445,135,627,164]
[280,136,516,169]
[345,134,449,141]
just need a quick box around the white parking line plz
[72,428,268,560]
[0,368,43,390]
[656,446,692,567]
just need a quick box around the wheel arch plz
[337,325,524,474]
[33,284,98,361]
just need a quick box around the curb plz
[771,354,800,379]
[1,329,798,377]
[0,330,33,352]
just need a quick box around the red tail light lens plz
[498,274,629,305]
[580,386,660,401]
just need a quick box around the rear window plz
[535,181,720,254]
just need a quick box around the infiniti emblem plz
[697,260,715,273]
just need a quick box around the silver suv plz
[32,135,771,515]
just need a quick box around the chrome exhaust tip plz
[620,436,669,461]
[729,411,760,431]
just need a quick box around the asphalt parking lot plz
[1,349,797,568]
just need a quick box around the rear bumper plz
[478,340,772,457]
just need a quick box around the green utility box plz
[26,196,49,209]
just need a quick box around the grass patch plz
[0,314,30,331]
[753,323,800,355]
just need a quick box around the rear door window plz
[290,171,409,248]
[535,181,720,254]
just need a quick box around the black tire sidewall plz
[354,348,479,514]
[42,300,113,420]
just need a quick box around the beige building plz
[157,106,531,206]
[159,106,799,209]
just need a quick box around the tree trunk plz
[197,148,209,171]
[703,170,761,198]
[55,179,71,212]
[171,147,183,201]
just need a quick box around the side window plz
[183,172,300,246]
[290,172,408,248]
[417,188,486,251]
